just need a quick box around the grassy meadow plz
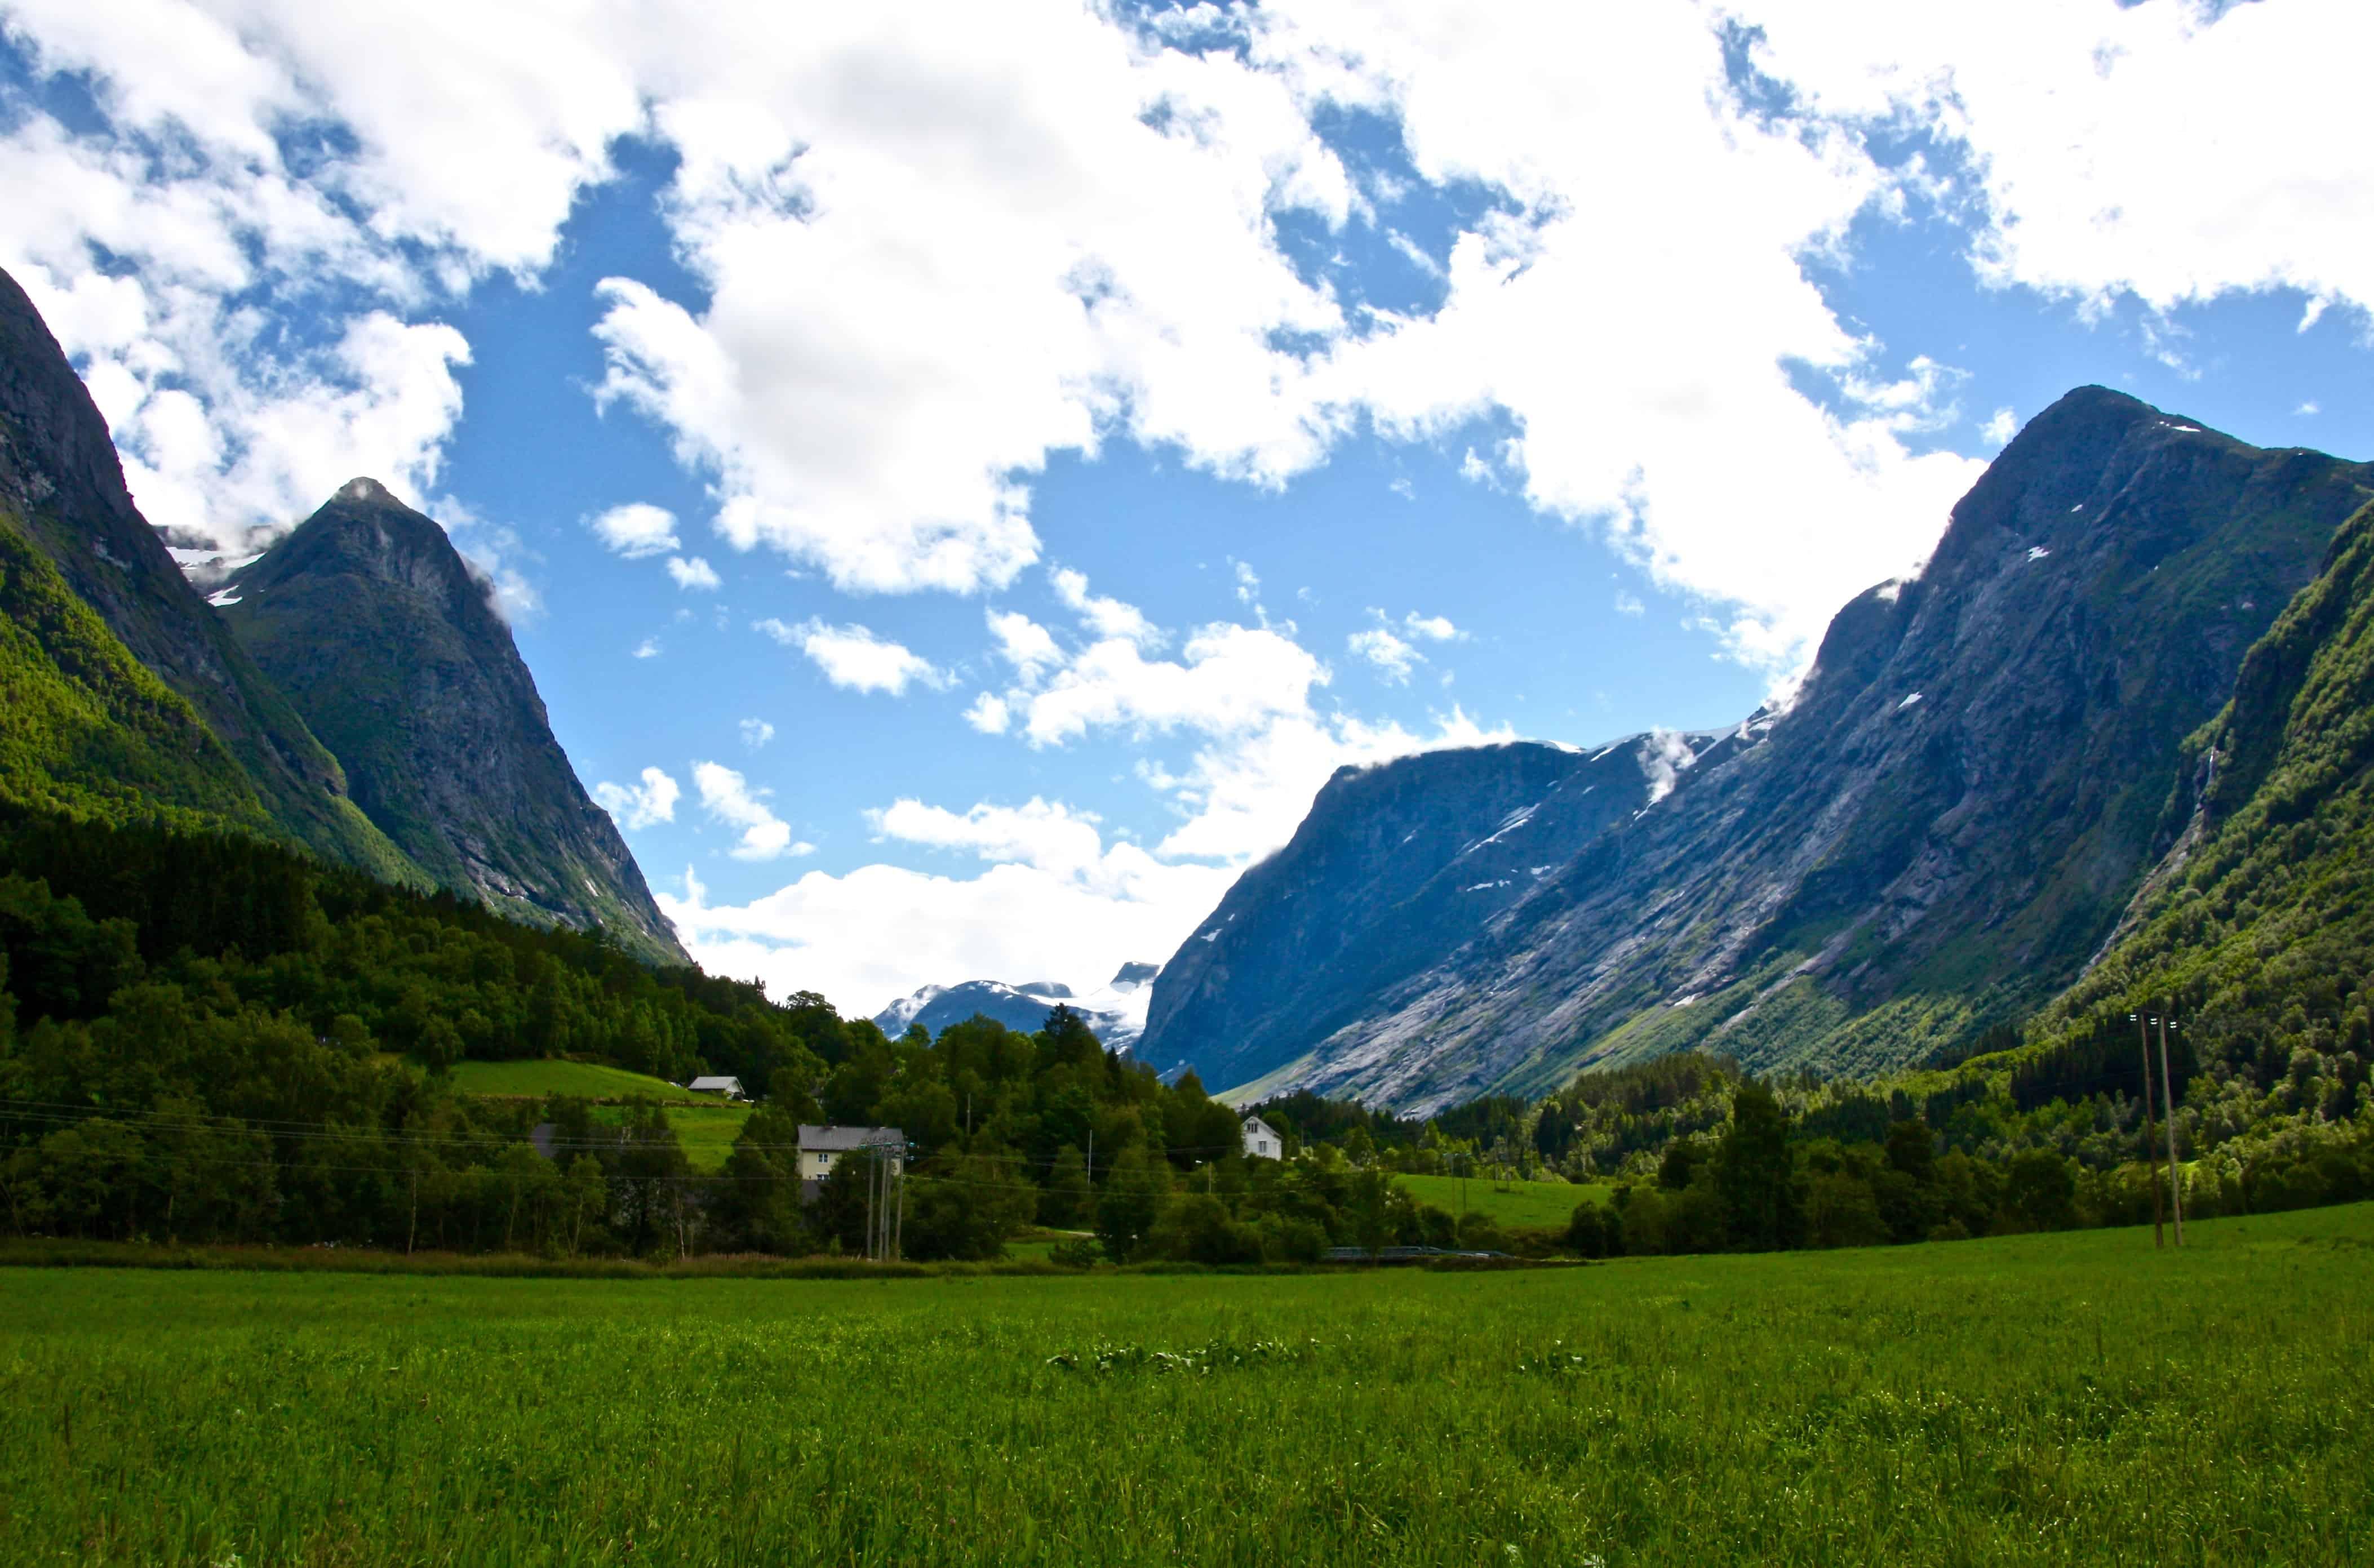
[3,1205,2369,1567]
[446,1059,715,1103]
[1394,1172,1608,1231]
[445,1060,753,1170]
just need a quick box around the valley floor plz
[4,1206,2369,1566]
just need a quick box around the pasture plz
[3,1205,2369,1566]
[446,1059,715,1102]
[1394,1170,1607,1230]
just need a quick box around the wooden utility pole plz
[2158,1007,2185,1246]
[2134,1012,2164,1248]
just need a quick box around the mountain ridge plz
[1144,386,2374,1112]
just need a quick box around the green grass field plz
[3,1206,2368,1566]
[1395,1171,1606,1230]
[653,1103,753,1172]
[447,1059,716,1102]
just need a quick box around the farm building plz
[1242,1114,1283,1160]
[686,1076,746,1100]
[797,1125,906,1202]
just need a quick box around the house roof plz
[1242,1115,1278,1136]
[797,1124,906,1153]
[687,1076,743,1092]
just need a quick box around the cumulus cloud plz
[1017,621,1322,749]
[755,616,948,695]
[963,692,1011,734]
[592,766,681,830]
[1739,0,2374,318]
[1348,625,1420,683]
[1613,590,1646,618]
[1401,612,1462,642]
[589,503,681,559]
[739,718,775,749]
[1051,566,1162,648]
[986,609,1066,685]
[1981,408,2019,446]
[632,637,662,659]
[12,0,2368,674]
[692,761,813,861]
[1348,608,1460,682]
[667,555,722,590]
[661,847,1234,1020]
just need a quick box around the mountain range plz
[874,962,1160,1049]
[0,265,684,966]
[1142,388,2374,1113]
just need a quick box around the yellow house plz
[797,1125,906,1201]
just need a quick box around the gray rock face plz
[1141,388,2374,1112]
[0,265,424,881]
[217,481,687,965]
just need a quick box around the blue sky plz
[3,0,2369,1016]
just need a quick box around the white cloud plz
[692,761,814,861]
[589,503,681,559]
[684,598,1512,1009]
[1739,1,2374,321]
[1231,558,1262,607]
[1017,621,1321,749]
[1050,567,1161,648]
[593,766,681,831]
[1348,607,1459,682]
[632,636,662,659]
[661,844,1233,1021]
[1348,625,1421,683]
[667,555,722,590]
[739,718,775,749]
[963,692,1011,734]
[1981,407,2019,446]
[755,616,947,696]
[586,5,1356,597]
[978,596,1511,862]
[2295,401,2320,417]
[984,608,1067,686]
[14,0,2371,679]
[1401,612,1462,642]
[1613,590,1645,618]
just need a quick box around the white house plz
[1242,1114,1283,1160]
[686,1076,746,1100]
[796,1125,906,1201]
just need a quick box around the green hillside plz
[0,517,270,835]
[2020,496,2374,1117]
[449,1060,714,1103]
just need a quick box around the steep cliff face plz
[1143,738,1685,1091]
[217,481,687,965]
[1141,388,2374,1112]
[0,265,423,879]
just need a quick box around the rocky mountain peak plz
[216,483,688,965]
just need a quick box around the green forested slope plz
[0,265,424,885]
[2029,498,2374,1100]
[0,518,269,835]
